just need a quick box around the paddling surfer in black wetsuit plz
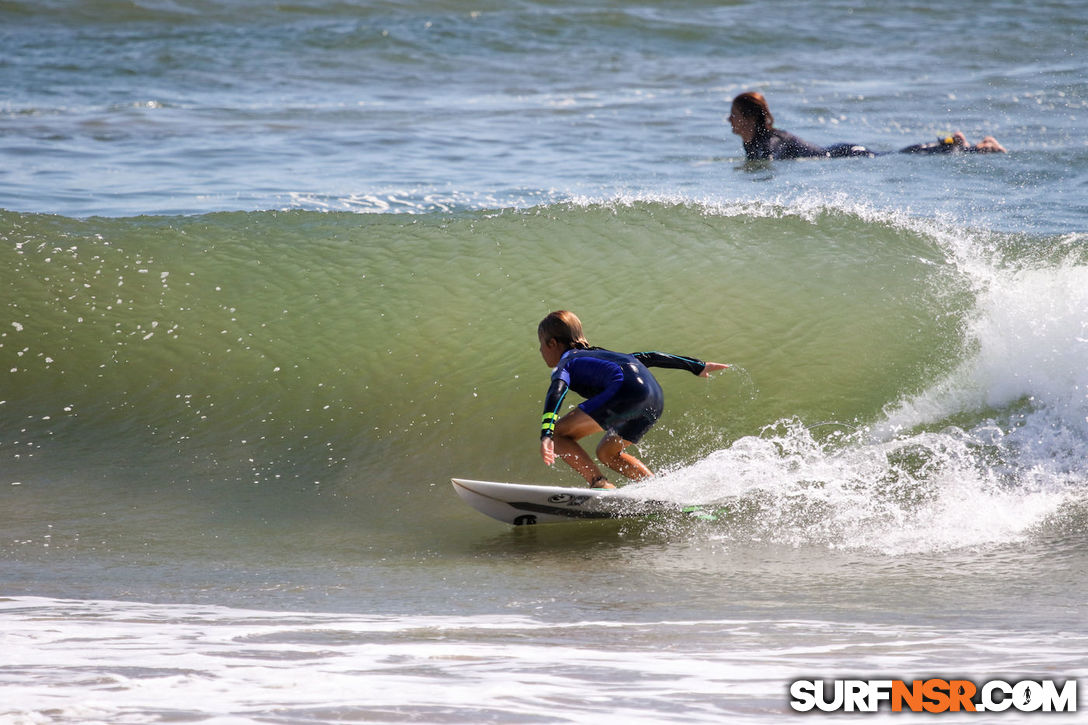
[729,91,1007,161]
[537,310,729,489]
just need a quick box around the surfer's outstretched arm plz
[632,351,730,377]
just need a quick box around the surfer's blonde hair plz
[538,310,591,350]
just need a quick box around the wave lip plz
[882,243,1088,470]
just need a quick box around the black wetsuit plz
[743,129,981,161]
[540,348,706,444]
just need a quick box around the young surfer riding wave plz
[537,310,729,489]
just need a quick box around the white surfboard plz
[450,478,692,525]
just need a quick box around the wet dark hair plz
[537,310,591,350]
[732,91,774,131]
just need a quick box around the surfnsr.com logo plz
[789,679,1078,713]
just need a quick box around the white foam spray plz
[632,211,1088,555]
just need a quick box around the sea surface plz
[2,0,1087,722]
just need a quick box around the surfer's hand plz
[699,362,731,377]
[541,437,556,465]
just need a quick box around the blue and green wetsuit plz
[540,348,706,444]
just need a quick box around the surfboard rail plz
[450,478,688,525]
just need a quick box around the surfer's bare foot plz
[589,476,616,489]
[974,135,1006,153]
[953,131,1006,153]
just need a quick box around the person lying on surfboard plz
[537,310,729,489]
[729,91,1007,160]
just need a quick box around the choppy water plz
[2,1,1087,722]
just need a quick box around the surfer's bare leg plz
[596,434,652,481]
[546,409,615,488]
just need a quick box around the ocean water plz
[2,0,1087,722]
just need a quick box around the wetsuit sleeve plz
[540,377,569,439]
[632,351,707,376]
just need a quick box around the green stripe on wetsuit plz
[541,411,559,438]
